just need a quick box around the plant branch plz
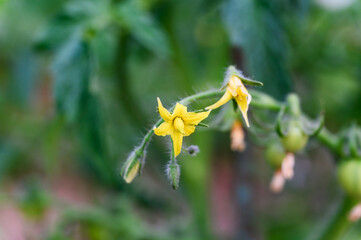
[316,128,341,156]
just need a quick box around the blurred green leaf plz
[113,0,170,57]
[34,14,83,51]
[0,143,16,182]
[52,33,90,123]
[19,181,50,219]
[221,0,293,98]
[34,0,109,51]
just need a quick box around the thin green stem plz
[249,89,283,111]
[287,93,301,117]
[179,89,222,105]
[317,128,341,155]
[171,141,176,163]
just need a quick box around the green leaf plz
[221,0,292,98]
[34,14,83,51]
[222,66,263,88]
[113,0,170,57]
[34,0,109,51]
[52,33,90,123]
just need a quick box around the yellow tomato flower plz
[154,98,210,157]
[206,75,251,127]
[206,66,262,127]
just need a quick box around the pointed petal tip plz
[244,117,250,127]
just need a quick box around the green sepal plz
[238,76,263,86]
[300,112,324,137]
[167,161,180,190]
[276,106,287,137]
[221,65,263,90]
[349,124,361,158]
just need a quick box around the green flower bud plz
[121,147,144,183]
[265,140,286,168]
[281,124,309,152]
[276,93,322,153]
[166,161,180,190]
[185,145,200,156]
[338,159,361,198]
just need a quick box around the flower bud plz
[121,147,144,183]
[276,93,321,152]
[166,161,180,190]
[185,145,200,156]
[265,140,286,168]
[281,124,308,152]
[230,121,246,152]
[338,159,361,198]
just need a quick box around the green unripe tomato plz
[338,159,361,198]
[281,126,308,152]
[265,141,286,168]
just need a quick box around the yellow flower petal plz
[227,76,241,97]
[182,110,211,126]
[227,85,237,97]
[235,96,250,127]
[237,80,250,96]
[157,97,173,122]
[171,131,183,157]
[154,122,173,136]
[184,125,195,136]
[173,103,187,118]
[174,117,185,134]
[205,91,232,110]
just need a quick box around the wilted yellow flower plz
[206,66,262,127]
[154,98,210,157]
[349,203,361,222]
[281,152,295,180]
[230,120,245,152]
[206,75,251,127]
[270,169,285,193]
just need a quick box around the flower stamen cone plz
[154,98,210,157]
[205,66,258,127]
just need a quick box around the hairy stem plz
[249,89,283,111]
[316,128,341,156]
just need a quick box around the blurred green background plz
[0,0,361,239]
